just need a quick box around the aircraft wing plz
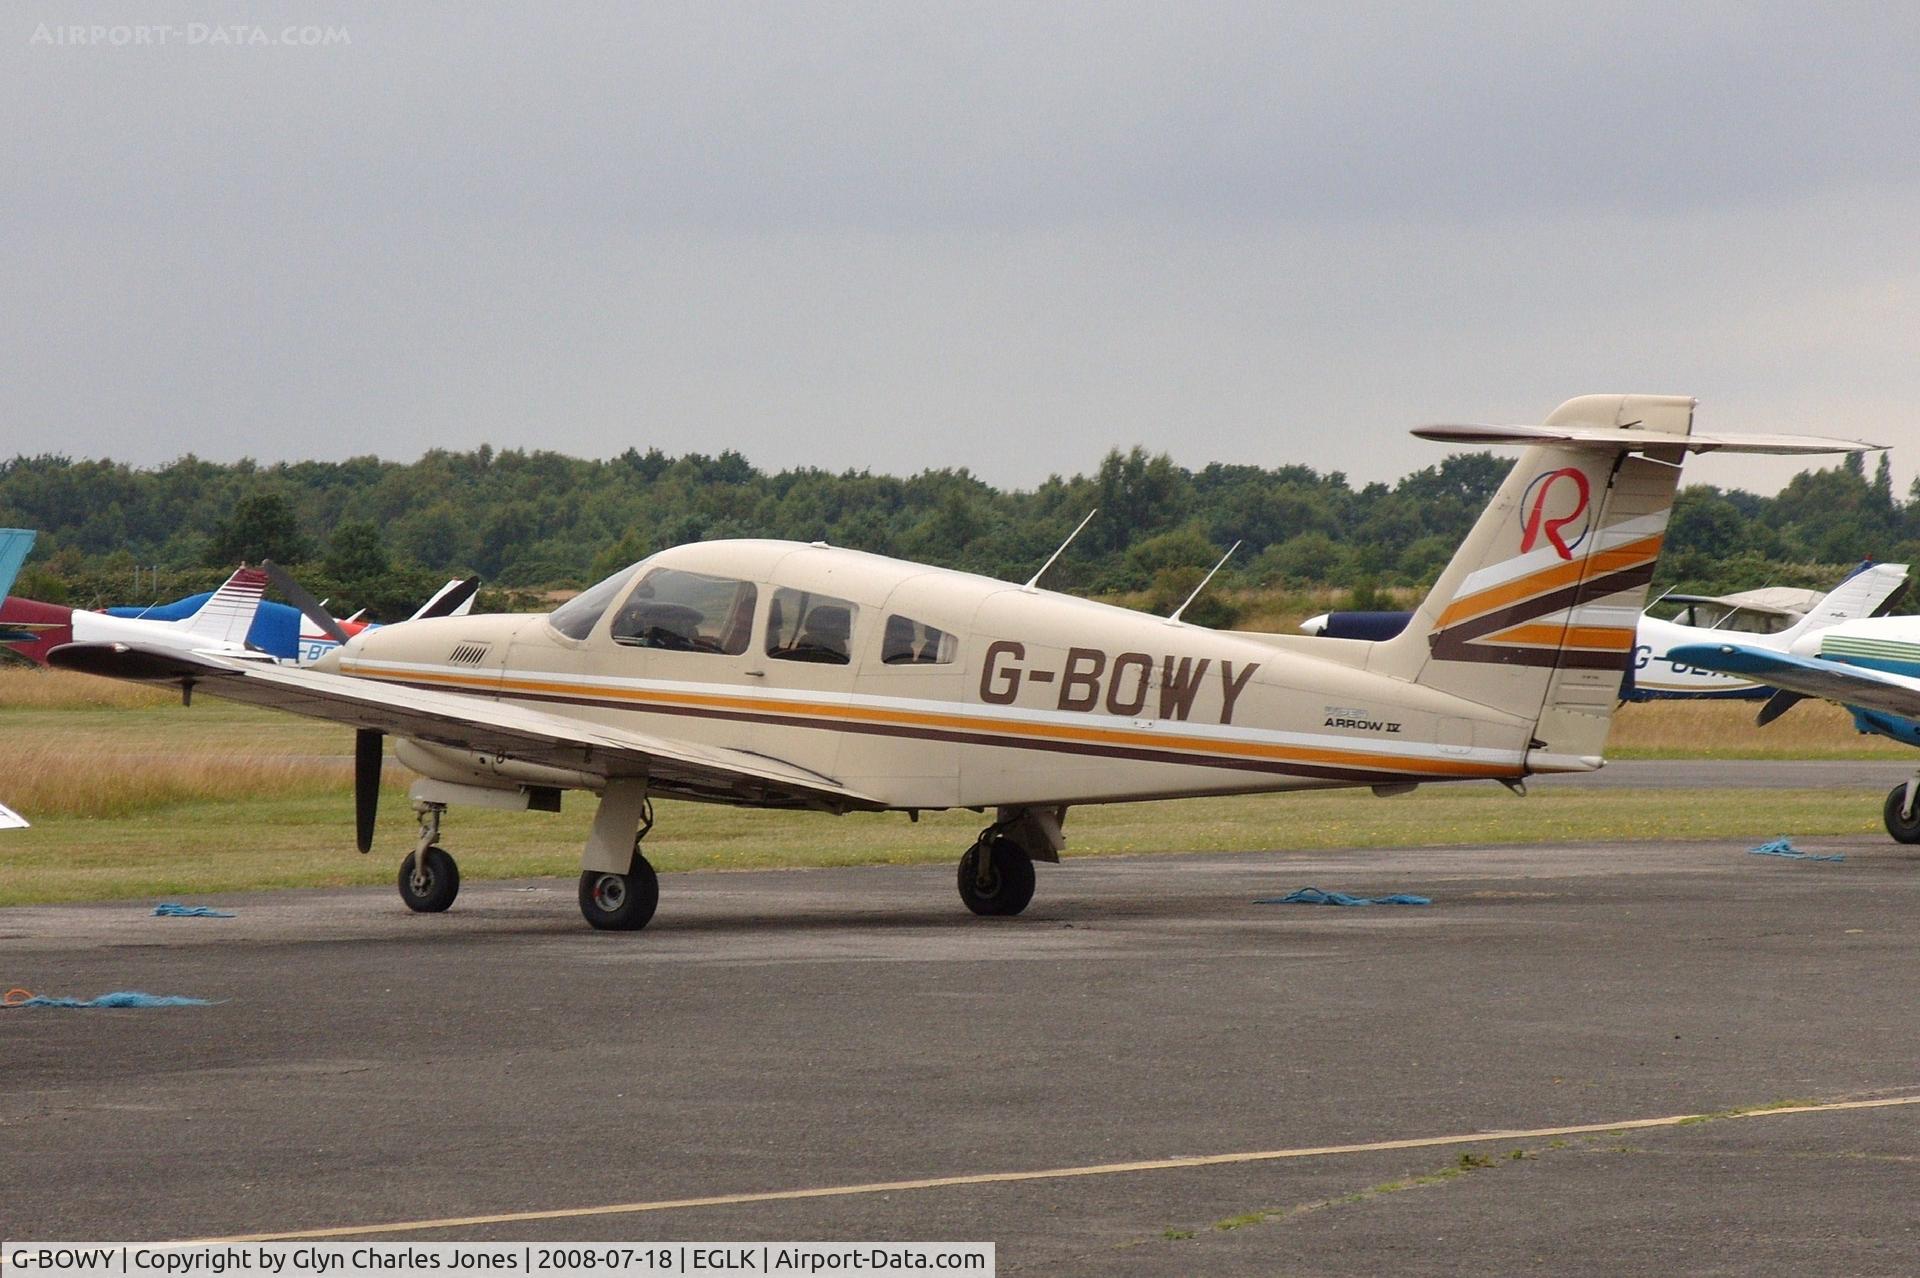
[1666,643,1920,720]
[47,643,884,814]
[0,800,26,831]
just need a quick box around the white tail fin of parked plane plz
[179,566,270,647]
[408,577,480,621]
[1778,562,1909,642]
[1373,395,1874,771]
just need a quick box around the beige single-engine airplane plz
[49,395,1866,930]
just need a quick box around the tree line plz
[0,445,1909,625]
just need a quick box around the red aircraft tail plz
[0,595,75,667]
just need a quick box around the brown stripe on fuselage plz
[346,666,1521,784]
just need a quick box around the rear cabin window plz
[610,569,757,655]
[766,588,858,665]
[880,615,957,665]
[548,569,636,641]
[1651,600,1790,635]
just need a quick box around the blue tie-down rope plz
[1748,838,1844,863]
[1256,887,1433,907]
[2,989,216,1009]
[153,903,235,917]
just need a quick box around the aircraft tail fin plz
[1370,395,1697,770]
[1779,561,1910,641]
[0,528,36,602]
[1372,395,1875,769]
[409,577,480,621]
[178,566,270,647]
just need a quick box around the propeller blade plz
[354,729,382,853]
[262,560,351,645]
[1756,689,1808,727]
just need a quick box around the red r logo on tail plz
[1520,468,1591,560]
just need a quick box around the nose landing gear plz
[397,802,459,913]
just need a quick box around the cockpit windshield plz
[547,564,641,641]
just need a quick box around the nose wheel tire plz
[397,846,460,913]
[957,836,1036,917]
[579,855,660,931]
[1883,785,1920,843]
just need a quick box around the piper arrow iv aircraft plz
[48,396,1868,930]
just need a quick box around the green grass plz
[0,684,1898,906]
[0,783,1883,907]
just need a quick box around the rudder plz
[1372,395,1695,770]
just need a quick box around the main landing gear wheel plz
[579,854,660,931]
[957,836,1035,917]
[397,846,460,913]
[1883,784,1920,843]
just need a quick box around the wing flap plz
[1667,643,1920,720]
[47,643,882,812]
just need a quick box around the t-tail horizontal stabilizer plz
[1413,423,1883,455]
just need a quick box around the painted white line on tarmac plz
[178,1093,1920,1243]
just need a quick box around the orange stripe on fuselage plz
[1435,535,1663,629]
[345,665,1519,780]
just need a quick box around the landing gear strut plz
[397,802,460,912]
[1883,779,1920,843]
[577,782,660,930]
[957,832,1036,917]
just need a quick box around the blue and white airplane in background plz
[1676,616,1920,844]
[104,575,479,665]
[0,528,37,829]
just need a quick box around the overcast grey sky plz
[3,2,1916,496]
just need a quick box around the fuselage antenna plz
[1022,509,1098,593]
[1166,541,1242,626]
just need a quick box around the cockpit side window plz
[610,568,757,655]
[548,568,637,641]
[880,614,956,665]
[766,587,858,665]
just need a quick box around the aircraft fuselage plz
[332,539,1551,811]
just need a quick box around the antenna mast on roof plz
[1166,541,1241,626]
[1022,509,1097,593]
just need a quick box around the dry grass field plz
[1605,697,1904,759]
[0,663,1902,905]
